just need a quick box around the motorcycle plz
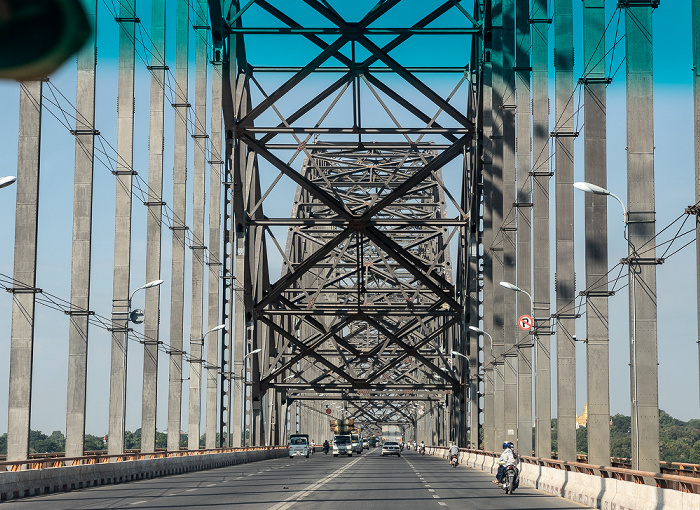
[450,454,458,468]
[419,445,425,455]
[502,466,519,494]
[323,444,329,455]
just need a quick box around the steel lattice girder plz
[210,0,483,437]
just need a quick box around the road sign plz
[518,314,534,331]
[418,409,424,416]
[326,408,332,415]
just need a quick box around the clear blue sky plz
[0,1,697,439]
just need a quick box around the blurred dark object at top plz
[0,0,90,80]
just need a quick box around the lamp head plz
[499,281,521,292]
[469,325,485,335]
[144,279,164,289]
[0,176,17,189]
[573,181,609,195]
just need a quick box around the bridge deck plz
[1,449,591,509]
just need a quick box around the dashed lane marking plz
[267,455,364,510]
[130,501,148,505]
[207,484,216,487]
[432,495,440,499]
[428,489,435,492]
[438,502,447,506]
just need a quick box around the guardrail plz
[431,446,700,494]
[0,446,286,472]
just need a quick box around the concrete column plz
[187,0,209,451]
[554,0,576,462]
[515,0,533,457]
[481,13,495,450]
[7,80,43,462]
[140,0,166,455]
[501,0,518,448]
[108,2,136,456]
[582,0,611,467]
[205,60,223,450]
[167,0,189,452]
[232,232,246,447]
[624,1,659,473]
[531,0,552,459]
[491,0,506,451]
[65,0,97,459]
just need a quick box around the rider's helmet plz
[503,441,509,449]
[508,442,514,448]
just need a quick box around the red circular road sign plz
[326,408,332,415]
[518,314,534,331]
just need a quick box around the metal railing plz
[431,446,700,494]
[0,446,287,472]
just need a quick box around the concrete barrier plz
[425,449,700,510]
[0,447,288,502]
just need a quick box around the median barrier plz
[0,446,288,502]
[425,446,700,509]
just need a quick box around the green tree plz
[0,433,7,455]
[84,434,105,451]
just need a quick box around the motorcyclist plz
[323,439,330,454]
[419,440,425,454]
[448,441,460,464]
[413,441,417,450]
[494,441,519,484]
[310,439,315,455]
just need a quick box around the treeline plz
[550,410,700,463]
[0,429,204,455]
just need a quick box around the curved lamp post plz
[0,176,17,189]
[574,182,627,223]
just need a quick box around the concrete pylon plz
[7,80,43,462]
[65,0,97,459]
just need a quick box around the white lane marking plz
[130,501,148,505]
[424,484,431,487]
[438,502,447,506]
[428,489,435,492]
[207,484,216,487]
[432,495,440,499]
[186,489,197,492]
[267,456,364,510]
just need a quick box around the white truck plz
[289,433,309,458]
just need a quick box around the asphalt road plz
[3,448,593,509]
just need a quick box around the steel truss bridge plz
[2,0,699,479]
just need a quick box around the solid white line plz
[267,456,363,510]
[130,501,148,505]
[207,484,216,487]
[186,489,197,492]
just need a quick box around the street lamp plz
[0,176,17,189]
[195,324,225,345]
[127,279,164,324]
[573,182,627,223]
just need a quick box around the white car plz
[381,441,401,457]
[362,439,369,449]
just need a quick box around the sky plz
[0,0,697,440]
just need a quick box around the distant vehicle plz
[333,434,352,457]
[362,439,369,449]
[382,424,403,444]
[381,441,401,457]
[368,437,377,447]
[289,434,309,458]
[351,433,362,454]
